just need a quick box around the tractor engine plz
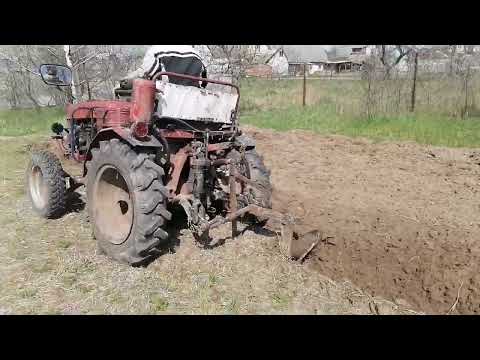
[73,121,96,156]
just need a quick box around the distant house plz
[283,45,370,75]
[193,45,289,77]
[283,45,329,75]
[195,45,375,79]
[245,45,289,76]
[245,64,273,78]
[263,47,289,75]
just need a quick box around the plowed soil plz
[246,126,480,314]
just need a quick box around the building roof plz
[283,45,368,64]
[326,45,360,62]
[283,45,328,63]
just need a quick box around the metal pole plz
[228,162,238,239]
[303,62,306,107]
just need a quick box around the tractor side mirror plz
[39,64,72,87]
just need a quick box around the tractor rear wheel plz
[227,148,272,210]
[26,151,67,218]
[86,139,171,266]
[244,149,272,209]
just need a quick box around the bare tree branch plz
[0,51,39,76]
[46,47,62,61]
[72,51,109,68]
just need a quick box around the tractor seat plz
[114,79,134,99]
[119,79,133,90]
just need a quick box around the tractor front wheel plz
[26,151,67,218]
[86,139,171,266]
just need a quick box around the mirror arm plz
[54,84,76,103]
[54,85,76,98]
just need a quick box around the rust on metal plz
[207,142,232,153]
[232,170,262,191]
[158,129,195,139]
[200,203,301,259]
[166,145,191,195]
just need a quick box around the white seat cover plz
[155,81,238,124]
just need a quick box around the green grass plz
[149,294,169,312]
[240,78,480,148]
[0,107,64,136]
[242,106,480,148]
[1,77,480,148]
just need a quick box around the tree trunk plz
[21,72,40,109]
[383,66,391,80]
[449,45,457,76]
[64,45,79,103]
[83,62,92,100]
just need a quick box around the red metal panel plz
[66,100,132,127]
[131,79,156,124]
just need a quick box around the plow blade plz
[254,206,323,261]
[202,204,322,261]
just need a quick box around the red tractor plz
[26,64,305,266]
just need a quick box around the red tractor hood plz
[66,100,132,126]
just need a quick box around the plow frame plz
[195,157,305,259]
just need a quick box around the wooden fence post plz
[303,62,307,107]
[410,51,418,112]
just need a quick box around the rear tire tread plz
[86,139,171,266]
[27,150,67,219]
[244,149,272,208]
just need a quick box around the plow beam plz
[202,203,322,261]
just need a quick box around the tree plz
[0,45,55,108]
[0,45,145,107]
[199,45,269,84]
[376,45,413,79]
[448,45,457,76]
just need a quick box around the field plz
[0,134,414,315]
[1,78,480,314]
[240,77,480,148]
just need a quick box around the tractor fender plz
[234,134,256,150]
[83,127,163,176]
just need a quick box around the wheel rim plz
[29,165,48,209]
[92,165,133,245]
